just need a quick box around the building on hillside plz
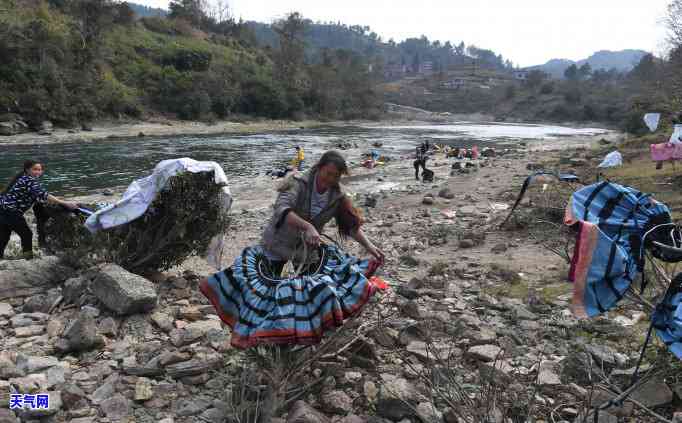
[512,70,529,81]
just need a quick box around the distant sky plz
[135,0,671,67]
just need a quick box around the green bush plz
[162,48,212,72]
[622,110,649,135]
[96,72,141,116]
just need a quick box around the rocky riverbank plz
[1,131,677,423]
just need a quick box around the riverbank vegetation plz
[0,0,384,129]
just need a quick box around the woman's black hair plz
[313,150,349,175]
[3,160,40,194]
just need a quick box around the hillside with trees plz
[247,20,513,74]
[0,0,674,134]
[0,0,383,131]
[380,49,670,132]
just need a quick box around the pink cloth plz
[651,143,682,162]
[472,146,479,160]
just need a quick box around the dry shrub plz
[43,171,230,274]
[503,180,578,262]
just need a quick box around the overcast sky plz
[134,0,671,67]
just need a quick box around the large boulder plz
[92,264,157,315]
[0,115,28,136]
[0,257,75,300]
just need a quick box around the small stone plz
[181,373,211,385]
[14,325,44,337]
[46,365,69,389]
[135,377,153,401]
[585,344,619,367]
[98,317,119,336]
[151,312,174,332]
[0,303,14,318]
[459,239,475,249]
[100,394,131,420]
[400,300,422,319]
[321,390,352,415]
[60,383,88,410]
[159,351,191,367]
[80,305,100,318]
[16,354,58,374]
[46,319,65,338]
[0,354,20,379]
[537,361,561,387]
[175,397,211,417]
[491,243,508,254]
[90,374,118,405]
[467,345,502,362]
[287,400,331,423]
[416,402,442,423]
[62,277,88,305]
[364,381,378,403]
[58,313,101,353]
[201,407,228,423]
[422,196,434,205]
[344,372,362,384]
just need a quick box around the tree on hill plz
[631,53,657,82]
[169,0,208,27]
[564,64,578,80]
[578,63,592,80]
[526,69,547,89]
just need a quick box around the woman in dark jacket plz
[0,160,77,259]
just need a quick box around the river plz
[0,123,610,196]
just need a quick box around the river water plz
[0,123,610,196]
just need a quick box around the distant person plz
[291,146,305,171]
[0,160,77,260]
[472,145,480,160]
[414,145,428,180]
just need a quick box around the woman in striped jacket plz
[0,160,77,260]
